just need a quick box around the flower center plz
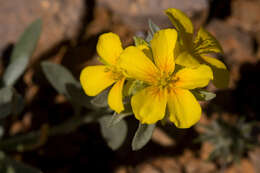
[105,66,124,81]
[156,72,179,90]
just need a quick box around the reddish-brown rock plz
[97,0,209,30]
[0,0,84,61]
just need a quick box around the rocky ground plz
[1,0,260,172]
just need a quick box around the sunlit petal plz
[131,87,167,124]
[80,65,115,96]
[151,29,177,73]
[174,65,213,89]
[201,55,229,88]
[119,46,159,84]
[193,27,223,55]
[165,8,194,46]
[108,78,126,113]
[96,32,123,65]
[165,8,194,35]
[168,88,201,128]
[175,51,201,68]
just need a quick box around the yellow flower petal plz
[108,78,126,113]
[175,65,213,89]
[96,32,123,65]
[119,46,158,84]
[193,27,223,55]
[131,87,167,124]
[201,55,229,88]
[168,88,201,128]
[165,8,194,35]
[175,51,201,68]
[151,29,177,73]
[165,8,194,46]
[201,55,226,69]
[80,65,115,96]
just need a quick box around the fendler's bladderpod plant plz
[79,9,226,151]
[165,8,229,89]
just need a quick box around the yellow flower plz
[80,33,126,113]
[165,8,229,88]
[119,29,213,128]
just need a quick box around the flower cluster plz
[80,8,228,128]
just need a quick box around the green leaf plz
[108,112,132,127]
[191,89,216,101]
[145,31,153,42]
[0,126,4,139]
[193,27,223,55]
[132,123,155,151]
[148,19,160,35]
[0,87,14,119]
[90,89,109,108]
[41,62,92,109]
[0,87,25,119]
[41,62,79,97]
[99,115,128,150]
[2,19,42,86]
[125,80,147,96]
[11,90,25,115]
[133,37,148,47]
[66,83,92,109]
[0,151,42,173]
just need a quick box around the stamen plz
[155,70,180,91]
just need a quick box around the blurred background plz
[1,0,260,172]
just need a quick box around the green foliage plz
[148,19,160,35]
[0,19,41,120]
[133,37,148,47]
[197,118,257,164]
[0,152,42,173]
[145,31,153,43]
[132,123,155,151]
[145,19,160,42]
[0,87,13,119]
[11,90,25,116]
[90,89,109,108]
[108,112,132,127]
[0,126,4,139]
[0,19,41,119]
[99,115,128,150]
[191,89,216,101]
[2,19,42,86]
[0,19,43,173]
[41,62,91,109]
[41,62,79,97]
[0,87,25,119]
[126,80,147,96]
